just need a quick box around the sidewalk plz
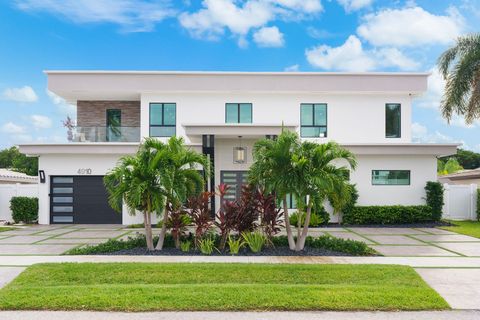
[0,311,478,320]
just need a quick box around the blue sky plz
[0,0,479,150]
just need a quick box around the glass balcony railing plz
[70,126,140,142]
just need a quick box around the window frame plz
[371,170,411,186]
[149,103,176,137]
[385,103,401,138]
[225,103,253,124]
[300,103,328,138]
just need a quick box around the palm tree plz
[249,130,356,251]
[293,141,356,251]
[152,137,209,250]
[437,33,480,124]
[104,138,167,250]
[249,130,300,250]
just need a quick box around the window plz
[386,103,401,138]
[106,109,121,142]
[372,170,410,185]
[301,103,327,137]
[150,103,176,137]
[225,103,252,123]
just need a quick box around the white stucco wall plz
[140,92,412,144]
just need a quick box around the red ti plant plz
[234,184,259,234]
[257,189,284,245]
[186,191,214,247]
[215,184,238,251]
[166,203,192,249]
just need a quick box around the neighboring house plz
[438,168,480,186]
[19,71,458,225]
[0,169,38,184]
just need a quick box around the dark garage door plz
[50,176,122,224]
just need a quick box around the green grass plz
[0,263,448,311]
[440,220,480,238]
[0,227,15,233]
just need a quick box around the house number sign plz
[77,168,92,175]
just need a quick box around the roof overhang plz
[19,143,140,156]
[343,143,459,156]
[183,124,297,138]
[45,70,430,103]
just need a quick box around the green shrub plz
[343,205,433,225]
[341,184,358,217]
[10,196,38,224]
[309,235,377,256]
[227,235,244,255]
[242,231,266,253]
[180,240,191,252]
[198,237,216,255]
[425,181,444,221]
[477,189,480,221]
[289,211,325,227]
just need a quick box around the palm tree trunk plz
[155,208,169,250]
[283,196,295,250]
[296,200,312,251]
[144,211,154,251]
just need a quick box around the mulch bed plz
[97,246,352,256]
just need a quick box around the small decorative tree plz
[425,181,444,221]
[62,116,76,142]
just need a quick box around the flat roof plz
[45,70,430,103]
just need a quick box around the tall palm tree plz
[104,138,167,250]
[249,130,300,250]
[293,141,356,251]
[437,33,480,124]
[152,137,209,250]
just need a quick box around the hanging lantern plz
[233,136,246,164]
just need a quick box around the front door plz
[220,171,248,201]
[106,109,121,142]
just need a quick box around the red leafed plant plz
[256,189,284,245]
[187,191,214,247]
[166,203,192,249]
[234,184,259,234]
[215,184,238,251]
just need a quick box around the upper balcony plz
[71,126,140,142]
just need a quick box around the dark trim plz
[371,170,411,186]
[149,102,176,137]
[300,103,328,137]
[385,103,401,138]
[202,135,215,216]
[225,103,253,123]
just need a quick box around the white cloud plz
[412,122,464,146]
[305,35,418,71]
[15,0,174,32]
[179,0,322,45]
[416,68,444,110]
[12,134,33,143]
[337,0,373,12]
[2,86,38,102]
[253,26,284,47]
[1,122,25,134]
[30,115,52,129]
[284,64,299,71]
[46,90,76,116]
[357,6,464,47]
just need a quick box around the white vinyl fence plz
[443,183,478,221]
[0,183,38,222]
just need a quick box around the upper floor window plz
[386,103,401,138]
[150,103,176,137]
[300,103,327,138]
[226,103,252,123]
[372,170,410,185]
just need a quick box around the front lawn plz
[0,227,15,233]
[0,263,448,311]
[440,220,480,238]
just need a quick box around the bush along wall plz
[477,189,480,221]
[342,205,433,225]
[425,181,444,221]
[10,196,38,224]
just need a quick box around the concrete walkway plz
[0,311,478,320]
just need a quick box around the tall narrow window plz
[386,103,401,138]
[106,109,121,142]
[150,103,176,137]
[300,103,327,137]
[225,103,252,123]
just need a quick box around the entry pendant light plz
[233,136,246,164]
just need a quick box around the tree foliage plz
[440,148,480,170]
[0,147,38,176]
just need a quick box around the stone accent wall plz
[77,101,140,127]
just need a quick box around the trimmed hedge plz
[425,181,444,221]
[343,205,433,225]
[10,196,38,224]
[477,189,480,221]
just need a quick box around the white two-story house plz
[19,71,458,225]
